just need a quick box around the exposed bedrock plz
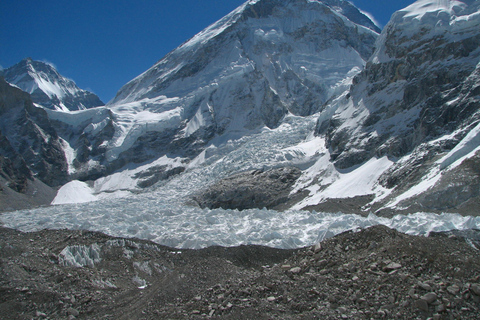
[192,167,302,211]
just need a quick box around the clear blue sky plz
[1,0,414,103]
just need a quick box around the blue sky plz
[1,0,414,103]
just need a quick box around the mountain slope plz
[104,0,378,167]
[3,58,104,112]
[296,0,480,214]
[39,0,379,195]
[0,78,66,211]
[4,0,480,219]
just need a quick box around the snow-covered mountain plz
[296,0,480,215]
[42,0,380,191]
[105,0,378,163]
[2,0,480,250]
[2,0,480,223]
[3,58,104,112]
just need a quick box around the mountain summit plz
[3,58,104,112]
[105,0,379,164]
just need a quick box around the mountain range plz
[1,0,479,217]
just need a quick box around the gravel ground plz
[1,225,479,319]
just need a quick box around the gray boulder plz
[193,167,301,210]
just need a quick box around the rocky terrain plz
[1,225,479,319]
[0,78,67,211]
[192,167,302,210]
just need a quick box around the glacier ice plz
[3,113,480,250]
[59,244,102,268]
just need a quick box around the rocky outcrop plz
[0,130,31,194]
[0,78,68,186]
[193,167,302,210]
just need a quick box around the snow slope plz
[51,181,97,205]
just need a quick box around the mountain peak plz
[387,0,480,26]
[4,58,104,112]
[241,0,380,32]
[105,0,379,166]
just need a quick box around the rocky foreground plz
[1,225,479,319]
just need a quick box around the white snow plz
[34,76,65,99]
[51,181,97,205]
[46,107,111,127]
[292,155,393,210]
[106,100,183,161]
[400,0,468,20]
[371,0,480,65]
[438,122,480,170]
[6,60,90,112]
[384,122,480,209]
[59,138,77,174]
[51,155,185,204]
[94,155,185,193]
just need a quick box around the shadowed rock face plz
[0,78,68,187]
[0,78,66,211]
[192,167,302,210]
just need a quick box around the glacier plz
[2,113,479,249]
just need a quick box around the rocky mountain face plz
[307,0,480,215]
[3,58,104,112]
[0,78,67,211]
